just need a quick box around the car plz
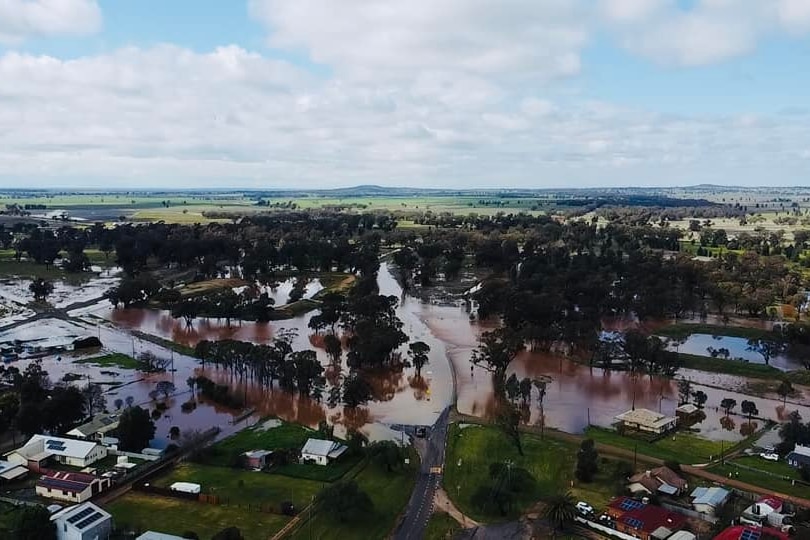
[576,501,594,515]
[760,452,779,461]
[415,426,427,438]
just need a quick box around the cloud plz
[0,0,101,43]
[1,44,809,188]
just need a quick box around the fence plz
[726,460,810,489]
[574,516,640,540]
[110,449,160,462]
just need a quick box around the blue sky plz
[1,0,809,188]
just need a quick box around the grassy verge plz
[707,461,809,499]
[289,449,418,540]
[658,323,773,340]
[678,353,783,379]
[444,424,623,523]
[106,491,289,540]
[424,512,460,540]
[132,330,196,357]
[76,353,139,370]
[584,426,726,464]
[274,457,361,483]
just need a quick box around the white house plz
[51,502,113,540]
[300,438,348,466]
[67,415,119,441]
[6,435,107,471]
[615,408,677,435]
[36,471,111,503]
[691,487,731,516]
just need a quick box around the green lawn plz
[76,353,139,370]
[106,491,289,540]
[657,323,773,341]
[585,426,727,464]
[274,457,362,483]
[289,451,418,540]
[424,512,460,540]
[199,420,315,466]
[732,455,798,477]
[678,353,783,379]
[707,461,809,499]
[0,503,21,535]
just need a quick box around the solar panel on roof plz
[75,512,103,530]
[740,530,760,540]
[67,506,95,524]
[620,499,643,511]
[626,517,643,529]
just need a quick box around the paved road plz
[393,407,451,540]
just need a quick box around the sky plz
[1,0,809,190]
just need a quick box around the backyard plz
[585,426,728,464]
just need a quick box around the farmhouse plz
[607,497,687,540]
[6,435,107,471]
[615,408,677,435]
[51,502,113,540]
[786,443,810,468]
[66,414,119,441]
[300,438,348,466]
[36,470,111,503]
[627,466,688,496]
[690,486,730,516]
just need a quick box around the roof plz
[628,467,686,494]
[756,496,783,512]
[301,438,348,459]
[37,470,101,494]
[609,497,687,535]
[0,461,27,481]
[136,532,189,540]
[792,444,810,458]
[67,415,119,438]
[667,532,697,540]
[713,525,789,540]
[244,449,273,459]
[15,435,101,461]
[786,451,810,466]
[51,502,111,532]
[615,408,676,429]
[676,403,699,415]
[690,486,730,508]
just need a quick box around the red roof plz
[756,496,784,513]
[36,470,100,493]
[608,496,687,534]
[713,525,789,540]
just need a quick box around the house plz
[627,467,688,496]
[615,408,677,435]
[66,415,119,441]
[606,497,687,540]
[243,449,273,469]
[713,525,790,540]
[786,443,810,468]
[690,486,730,515]
[36,470,111,503]
[6,435,107,471]
[300,438,348,466]
[51,502,112,540]
[0,459,28,483]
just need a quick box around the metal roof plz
[17,434,102,460]
[691,486,730,507]
[51,502,111,532]
[301,438,347,459]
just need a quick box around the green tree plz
[692,390,708,408]
[575,439,599,483]
[543,491,577,535]
[368,440,404,473]
[471,327,524,393]
[12,505,56,540]
[720,398,737,416]
[117,405,156,451]
[211,527,244,540]
[316,480,374,523]
[677,379,692,406]
[407,341,430,377]
[28,278,54,302]
[777,379,794,405]
[741,400,759,421]
[342,374,373,408]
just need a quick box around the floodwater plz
[7,263,810,446]
[233,277,323,305]
[668,333,802,371]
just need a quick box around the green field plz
[708,459,809,499]
[0,503,21,536]
[584,426,728,464]
[657,323,774,341]
[678,353,783,379]
[76,353,139,370]
[424,512,460,540]
[107,491,289,539]
[199,419,316,466]
[289,449,418,540]
[443,424,621,522]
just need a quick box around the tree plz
[12,505,56,540]
[496,401,523,456]
[746,338,785,366]
[117,405,156,451]
[342,374,373,408]
[677,379,692,406]
[543,491,577,534]
[720,398,737,416]
[114,398,124,410]
[323,333,342,368]
[471,327,524,393]
[777,380,794,405]
[28,278,54,302]
[82,383,106,416]
[155,380,177,399]
[575,439,599,483]
[692,390,708,409]
[368,440,404,473]
[407,341,430,377]
[211,527,244,540]
[741,400,759,421]
[316,480,374,523]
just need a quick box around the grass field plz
[76,353,139,370]
[584,426,728,464]
[658,323,774,341]
[200,420,316,465]
[678,353,783,379]
[708,459,809,499]
[0,502,20,535]
[443,424,622,522]
[289,449,418,540]
[424,512,460,540]
[107,491,289,539]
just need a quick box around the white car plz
[760,452,779,461]
[576,501,594,515]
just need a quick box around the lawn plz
[443,424,629,522]
[289,450,418,540]
[199,419,316,466]
[657,323,773,341]
[152,462,323,509]
[76,353,139,370]
[678,353,783,379]
[707,462,809,499]
[0,502,21,535]
[585,426,727,464]
[106,491,289,540]
[424,512,460,540]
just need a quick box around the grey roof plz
[16,435,102,460]
[658,483,679,495]
[67,414,119,438]
[787,451,810,466]
[691,487,730,507]
[301,438,348,459]
[50,502,111,531]
[244,449,273,458]
[136,533,188,540]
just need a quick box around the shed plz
[300,438,348,466]
[243,449,273,469]
[690,486,730,515]
[615,409,677,435]
[170,481,201,494]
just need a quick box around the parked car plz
[415,427,427,438]
[576,501,594,515]
[760,452,779,461]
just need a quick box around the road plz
[392,407,451,540]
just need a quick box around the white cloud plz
[0,0,101,43]
[1,44,809,188]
